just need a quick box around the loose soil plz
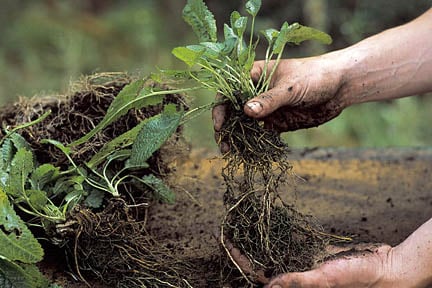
[40,147,432,287]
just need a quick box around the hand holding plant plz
[214,55,349,139]
[171,0,338,285]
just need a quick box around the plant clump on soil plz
[0,72,206,287]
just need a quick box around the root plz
[219,108,329,285]
[69,198,199,288]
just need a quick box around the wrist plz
[320,48,361,108]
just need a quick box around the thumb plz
[244,86,296,118]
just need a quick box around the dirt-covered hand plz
[245,56,349,132]
[264,244,395,288]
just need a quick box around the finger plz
[265,271,325,288]
[212,94,231,152]
[244,86,292,118]
[224,239,270,284]
[213,126,230,154]
[250,60,276,83]
[212,93,226,132]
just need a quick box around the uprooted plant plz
[0,73,205,287]
[166,0,347,285]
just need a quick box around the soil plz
[40,147,432,287]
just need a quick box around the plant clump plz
[170,0,336,285]
[0,72,202,287]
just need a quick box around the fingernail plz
[271,285,282,288]
[246,101,263,114]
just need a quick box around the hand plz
[212,54,349,151]
[245,56,349,132]
[265,244,396,288]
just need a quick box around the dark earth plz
[40,146,432,287]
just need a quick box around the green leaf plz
[245,0,261,17]
[86,120,145,169]
[0,189,44,263]
[107,149,133,162]
[274,22,332,54]
[84,189,105,208]
[261,28,279,45]
[0,139,14,172]
[9,133,31,151]
[182,0,217,42]
[273,22,292,54]
[141,174,175,204]
[41,204,64,220]
[0,258,49,288]
[222,26,237,55]
[127,104,183,168]
[63,190,83,206]
[25,190,48,211]
[172,46,205,67]
[70,80,166,147]
[244,49,256,72]
[233,17,248,38]
[5,148,33,197]
[40,139,71,156]
[200,42,226,59]
[224,23,237,40]
[286,23,332,45]
[51,177,77,196]
[30,164,60,191]
[230,11,241,31]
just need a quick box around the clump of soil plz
[219,105,329,285]
[0,72,187,167]
[0,73,198,287]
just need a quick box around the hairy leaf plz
[0,139,14,172]
[70,80,166,146]
[182,0,217,42]
[127,104,183,168]
[6,148,33,198]
[84,189,105,208]
[0,189,44,263]
[222,24,238,57]
[233,16,248,38]
[141,174,175,204]
[230,11,241,31]
[245,0,261,17]
[0,258,49,288]
[9,133,31,151]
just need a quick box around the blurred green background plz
[1,0,431,150]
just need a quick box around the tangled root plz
[68,198,198,287]
[219,108,329,285]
